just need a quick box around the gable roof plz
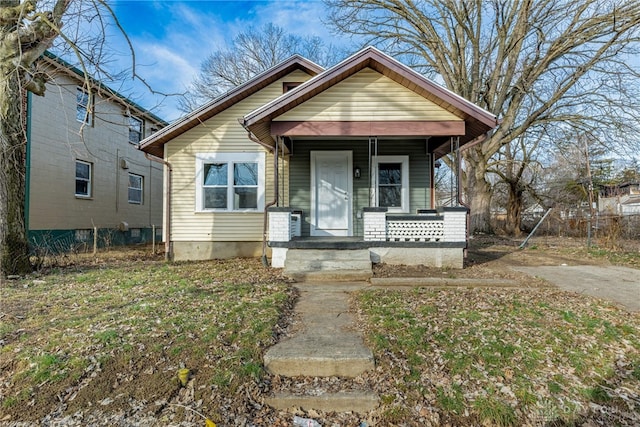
[139,56,324,158]
[241,46,498,156]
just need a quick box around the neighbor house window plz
[196,153,265,212]
[128,173,143,204]
[75,229,91,242]
[76,88,92,125]
[128,116,143,144]
[374,155,409,212]
[75,160,92,198]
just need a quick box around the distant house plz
[599,182,640,216]
[140,47,497,268]
[26,52,168,252]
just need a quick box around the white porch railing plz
[268,206,468,244]
[363,207,468,243]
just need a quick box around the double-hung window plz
[75,160,92,198]
[196,153,265,212]
[128,173,143,204]
[373,155,409,212]
[76,88,93,125]
[128,116,143,144]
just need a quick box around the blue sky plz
[105,0,350,122]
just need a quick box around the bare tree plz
[490,133,545,236]
[0,0,139,276]
[325,0,640,233]
[180,23,345,112]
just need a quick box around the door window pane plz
[378,163,402,208]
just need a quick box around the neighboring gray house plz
[26,52,168,252]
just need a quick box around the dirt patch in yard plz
[373,234,635,282]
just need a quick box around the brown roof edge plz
[242,46,499,130]
[138,55,324,157]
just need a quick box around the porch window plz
[196,152,265,212]
[374,155,409,212]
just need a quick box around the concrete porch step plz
[263,332,375,377]
[283,249,372,282]
[265,390,379,414]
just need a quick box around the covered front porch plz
[268,205,468,268]
[239,47,498,269]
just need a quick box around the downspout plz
[245,131,277,267]
[144,152,173,260]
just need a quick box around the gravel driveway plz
[512,265,640,312]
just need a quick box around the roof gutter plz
[144,152,173,261]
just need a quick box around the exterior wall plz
[172,241,266,261]
[275,68,463,122]
[369,247,463,268]
[289,139,431,236]
[165,69,313,258]
[27,73,164,249]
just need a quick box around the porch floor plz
[281,237,367,250]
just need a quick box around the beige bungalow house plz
[139,47,497,270]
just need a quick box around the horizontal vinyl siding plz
[276,68,463,122]
[28,74,164,232]
[289,139,431,237]
[166,70,312,242]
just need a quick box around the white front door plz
[310,151,352,236]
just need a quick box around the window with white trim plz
[128,173,143,204]
[374,155,409,213]
[76,88,93,125]
[75,160,92,197]
[128,116,143,144]
[196,153,265,212]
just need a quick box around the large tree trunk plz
[0,66,31,276]
[463,146,492,234]
[504,182,524,237]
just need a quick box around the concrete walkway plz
[263,282,379,413]
[512,265,640,312]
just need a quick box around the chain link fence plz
[494,211,640,244]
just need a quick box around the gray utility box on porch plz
[290,210,302,238]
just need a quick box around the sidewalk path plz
[512,265,640,312]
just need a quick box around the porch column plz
[442,207,468,242]
[267,207,293,242]
[363,207,388,241]
[268,207,293,268]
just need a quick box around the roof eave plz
[139,56,324,155]
[242,46,499,131]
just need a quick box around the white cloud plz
[107,0,354,121]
